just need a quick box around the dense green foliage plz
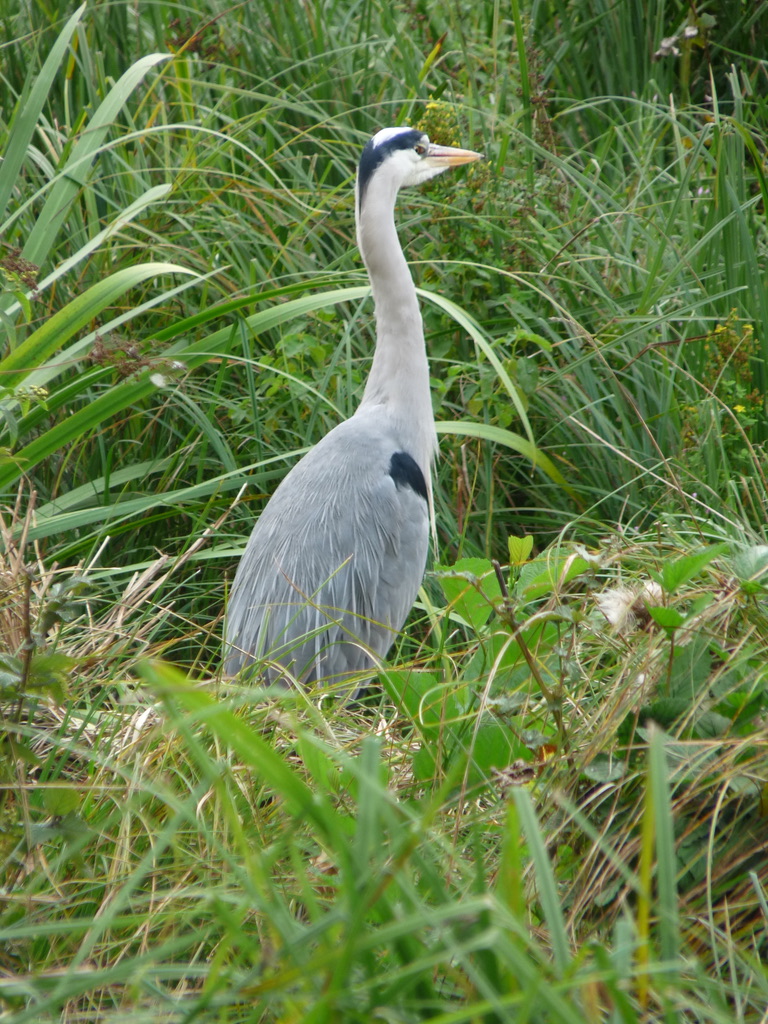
[1,1,767,1020]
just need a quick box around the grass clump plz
[1,0,768,1020]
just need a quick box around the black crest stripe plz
[389,451,428,502]
[357,128,424,209]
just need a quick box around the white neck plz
[355,186,437,477]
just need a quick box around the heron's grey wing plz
[224,419,429,690]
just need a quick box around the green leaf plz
[657,543,728,594]
[413,744,438,783]
[582,755,627,783]
[27,652,76,693]
[435,558,502,630]
[694,711,732,738]
[515,355,539,395]
[465,722,521,782]
[383,669,464,729]
[731,544,768,593]
[0,654,23,693]
[640,698,690,729]
[647,606,686,631]
[668,637,711,700]
[508,534,534,565]
[463,628,527,687]
[42,786,81,817]
[516,551,591,601]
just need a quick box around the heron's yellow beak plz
[425,143,483,167]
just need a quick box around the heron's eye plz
[414,143,426,156]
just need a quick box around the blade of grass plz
[2,184,173,321]
[0,5,86,222]
[649,727,681,969]
[20,52,171,272]
[437,420,576,496]
[140,660,344,845]
[0,263,196,386]
[512,788,571,976]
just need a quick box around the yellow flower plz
[733,404,746,413]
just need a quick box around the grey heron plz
[225,126,482,693]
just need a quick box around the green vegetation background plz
[1,1,767,1021]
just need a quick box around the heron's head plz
[356,127,482,213]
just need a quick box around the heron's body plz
[225,127,481,690]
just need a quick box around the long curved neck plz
[356,186,436,473]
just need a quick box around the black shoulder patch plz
[389,451,428,503]
[358,128,424,209]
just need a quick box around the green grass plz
[1,0,767,1020]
